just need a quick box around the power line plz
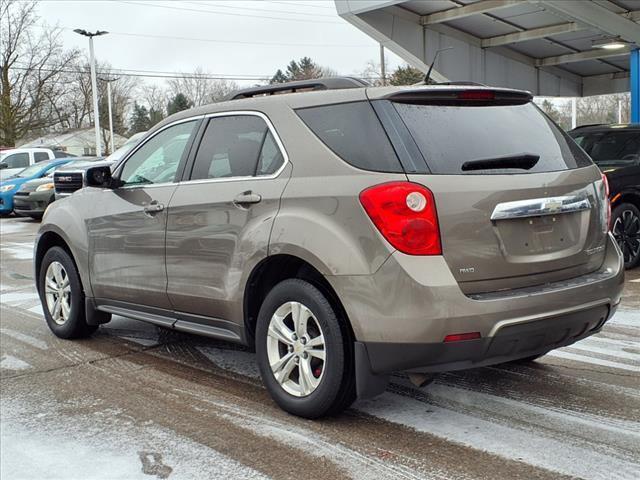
[53,26,372,48]
[182,0,338,18]
[9,65,381,81]
[266,1,336,10]
[117,1,348,24]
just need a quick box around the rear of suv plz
[34,80,624,418]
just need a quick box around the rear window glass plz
[296,101,403,173]
[571,130,640,168]
[394,102,592,174]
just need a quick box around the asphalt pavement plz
[1,215,639,480]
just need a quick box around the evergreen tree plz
[389,65,424,86]
[167,93,193,115]
[129,102,151,135]
[270,57,324,84]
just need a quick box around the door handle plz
[143,201,165,214]
[233,191,262,207]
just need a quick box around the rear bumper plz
[328,233,624,375]
[361,301,616,374]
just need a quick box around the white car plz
[0,148,74,180]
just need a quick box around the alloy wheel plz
[612,209,640,266]
[44,261,72,325]
[266,301,326,397]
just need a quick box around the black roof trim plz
[227,77,369,100]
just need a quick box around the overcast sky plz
[36,0,405,86]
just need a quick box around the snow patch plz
[0,354,30,371]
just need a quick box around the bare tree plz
[167,67,238,107]
[0,0,79,146]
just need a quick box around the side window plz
[191,115,281,180]
[34,152,50,162]
[257,132,284,176]
[120,121,197,186]
[2,153,29,169]
[296,101,403,173]
[53,150,71,158]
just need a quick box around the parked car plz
[0,148,74,180]
[52,133,145,199]
[0,158,75,215]
[34,79,624,419]
[53,159,113,200]
[13,157,102,219]
[569,124,640,269]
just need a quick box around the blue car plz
[0,158,74,214]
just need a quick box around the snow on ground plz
[1,398,270,480]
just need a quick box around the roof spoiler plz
[227,77,369,100]
[387,88,533,106]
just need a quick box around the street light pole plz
[74,29,108,157]
[100,77,118,154]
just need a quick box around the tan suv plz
[34,78,624,418]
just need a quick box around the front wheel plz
[612,203,640,269]
[39,246,97,339]
[255,279,355,418]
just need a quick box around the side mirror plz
[86,166,120,188]
[0,162,8,170]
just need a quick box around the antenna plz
[424,46,453,84]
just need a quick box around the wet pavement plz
[1,215,639,480]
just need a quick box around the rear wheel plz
[612,203,640,269]
[256,279,355,418]
[39,246,97,339]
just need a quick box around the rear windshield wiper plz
[461,153,540,172]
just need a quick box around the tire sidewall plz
[39,246,87,338]
[256,279,347,418]
[612,202,640,269]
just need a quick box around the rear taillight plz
[359,181,441,255]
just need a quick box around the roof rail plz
[227,77,369,100]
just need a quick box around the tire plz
[255,279,356,419]
[38,246,97,339]
[611,203,640,269]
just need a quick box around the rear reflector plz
[444,332,481,343]
[359,181,441,255]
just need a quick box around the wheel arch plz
[243,254,354,348]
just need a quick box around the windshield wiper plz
[461,153,540,172]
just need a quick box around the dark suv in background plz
[570,124,640,269]
[34,79,624,418]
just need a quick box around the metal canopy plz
[336,0,640,96]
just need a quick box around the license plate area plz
[495,211,587,258]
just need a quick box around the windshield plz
[105,132,146,162]
[572,130,640,167]
[16,163,51,178]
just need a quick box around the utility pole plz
[379,44,386,86]
[74,29,108,156]
[100,77,118,154]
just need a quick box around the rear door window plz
[190,115,284,180]
[393,102,592,174]
[34,152,50,162]
[296,101,403,173]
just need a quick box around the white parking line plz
[547,349,640,372]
